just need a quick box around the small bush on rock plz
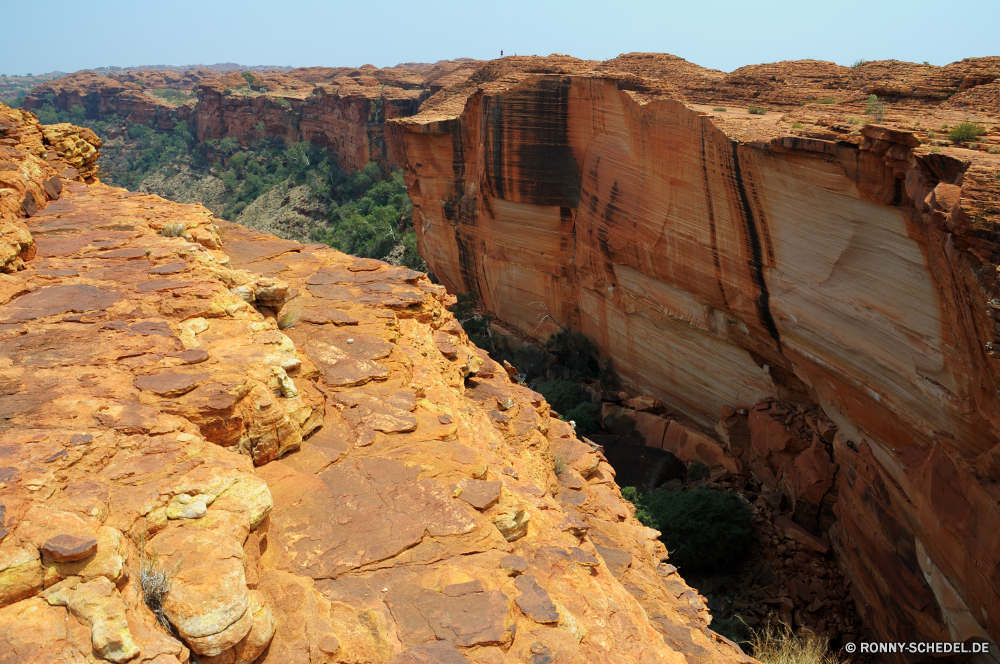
[159,221,186,237]
[949,121,986,144]
[136,535,179,629]
[865,94,886,123]
[536,379,589,414]
[751,622,845,664]
[748,106,767,115]
[564,401,601,436]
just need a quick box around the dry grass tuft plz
[751,624,845,664]
[136,534,180,629]
[159,221,187,237]
[553,452,569,476]
[277,303,303,330]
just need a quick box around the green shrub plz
[989,146,999,154]
[241,71,255,86]
[274,97,291,109]
[687,461,710,481]
[564,401,601,436]
[949,121,986,144]
[748,106,767,115]
[851,58,867,69]
[536,379,589,414]
[622,487,752,574]
[223,88,232,96]
[865,94,886,123]
[847,117,861,125]
[791,122,803,129]
[817,97,835,104]
[712,107,726,112]
[450,292,491,337]
[545,329,600,378]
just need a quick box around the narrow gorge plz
[388,54,1000,659]
[2,51,999,664]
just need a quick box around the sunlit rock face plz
[0,101,750,664]
[389,54,1000,655]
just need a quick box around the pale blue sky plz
[3,0,997,76]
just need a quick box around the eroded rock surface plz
[388,54,1000,657]
[0,102,748,663]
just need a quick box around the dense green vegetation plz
[0,72,66,106]
[622,485,752,574]
[449,293,612,436]
[25,102,424,270]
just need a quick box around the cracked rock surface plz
[0,102,749,663]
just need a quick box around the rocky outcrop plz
[389,54,1000,658]
[0,104,105,273]
[24,61,483,171]
[0,103,749,663]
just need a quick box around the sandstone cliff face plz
[0,103,747,664]
[25,61,483,172]
[389,55,1000,656]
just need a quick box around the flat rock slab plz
[101,320,175,337]
[41,534,99,562]
[94,247,148,259]
[221,236,301,266]
[136,279,197,293]
[134,372,208,397]
[348,258,384,271]
[167,349,210,364]
[304,339,390,388]
[456,479,502,510]
[514,575,560,623]
[1,285,122,322]
[149,261,189,275]
[391,641,472,664]
[500,554,528,576]
[386,582,510,648]
[32,236,90,258]
[298,307,358,326]
[306,284,353,301]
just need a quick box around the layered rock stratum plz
[0,101,750,663]
[24,61,483,171]
[387,54,1000,658]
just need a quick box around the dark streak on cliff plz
[448,118,478,293]
[729,142,781,347]
[483,77,581,207]
[701,128,729,308]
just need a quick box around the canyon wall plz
[23,60,482,171]
[0,102,750,664]
[389,55,1000,659]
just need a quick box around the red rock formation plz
[0,102,750,664]
[24,71,183,130]
[389,54,1000,657]
[24,60,484,171]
